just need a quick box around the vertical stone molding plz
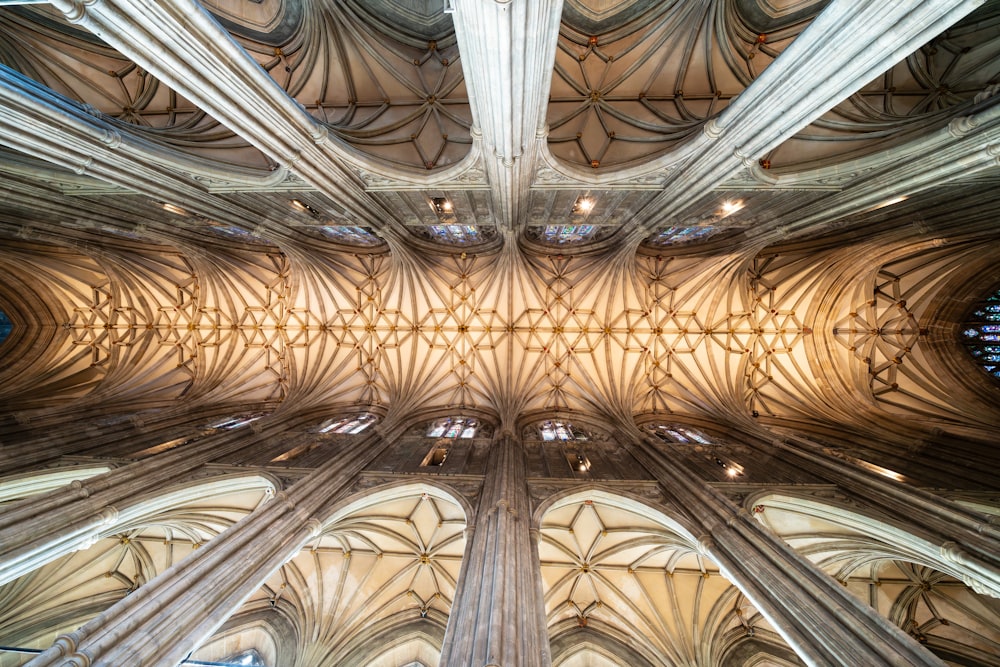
[628,434,946,667]
[768,435,1000,598]
[24,430,388,667]
[440,435,551,667]
[450,0,563,228]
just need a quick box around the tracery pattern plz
[0,5,270,169]
[548,0,819,168]
[539,493,789,664]
[765,3,1000,169]
[0,480,270,653]
[756,494,1000,665]
[222,488,466,667]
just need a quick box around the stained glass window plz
[431,224,481,244]
[209,413,266,430]
[539,419,585,441]
[205,221,256,240]
[427,416,479,438]
[318,413,377,434]
[649,424,712,444]
[646,225,716,246]
[541,225,596,243]
[962,290,1000,378]
[317,225,382,246]
[0,311,11,345]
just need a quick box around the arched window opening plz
[539,419,585,441]
[209,413,267,430]
[222,649,267,666]
[644,225,716,246]
[0,310,11,346]
[427,416,479,439]
[316,225,382,246]
[648,424,712,444]
[318,413,377,434]
[962,289,1000,378]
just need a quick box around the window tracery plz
[318,413,377,434]
[645,225,717,246]
[426,416,479,439]
[209,413,266,430]
[648,424,712,445]
[315,225,382,246]
[962,288,1000,378]
[538,419,585,441]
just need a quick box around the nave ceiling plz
[0,0,999,438]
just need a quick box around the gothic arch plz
[0,475,274,652]
[535,488,790,666]
[746,490,1000,599]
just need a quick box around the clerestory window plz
[318,413,377,434]
[427,416,479,439]
[962,289,1000,379]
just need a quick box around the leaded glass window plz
[427,416,479,438]
[645,225,716,246]
[540,224,596,243]
[317,225,382,246]
[209,412,266,430]
[318,413,377,434]
[649,424,712,444]
[431,224,481,244]
[963,290,1000,378]
[539,419,585,441]
[0,311,11,345]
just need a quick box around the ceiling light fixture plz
[720,200,744,216]
[573,196,594,214]
[161,203,187,216]
[431,197,454,215]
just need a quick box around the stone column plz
[439,434,551,667]
[628,433,946,667]
[25,427,394,667]
[0,416,308,586]
[768,434,1000,598]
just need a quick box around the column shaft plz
[769,434,1000,597]
[440,435,551,667]
[25,429,391,667]
[629,435,946,667]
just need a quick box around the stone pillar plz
[769,434,1000,598]
[629,433,946,667]
[439,434,551,667]
[0,416,308,586]
[25,427,393,667]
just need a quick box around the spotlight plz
[720,200,744,216]
[573,196,594,215]
[161,203,187,216]
[431,197,454,215]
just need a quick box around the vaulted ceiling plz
[1,0,999,439]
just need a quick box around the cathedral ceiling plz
[0,0,999,438]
